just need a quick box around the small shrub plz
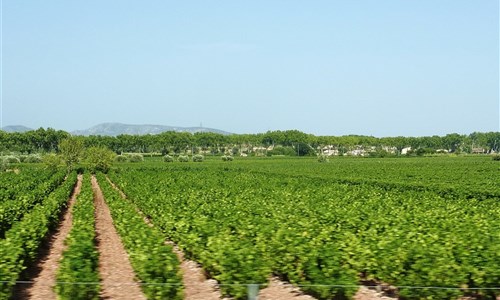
[128,153,144,163]
[317,155,329,163]
[59,138,85,172]
[2,155,20,164]
[222,155,234,161]
[24,154,43,163]
[178,155,189,162]
[493,155,500,161]
[192,154,204,162]
[0,160,8,172]
[267,146,296,156]
[368,149,391,158]
[85,147,116,173]
[115,155,129,163]
[163,155,174,162]
[43,154,63,171]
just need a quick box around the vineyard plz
[0,156,499,299]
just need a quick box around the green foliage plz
[296,142,316,156]
[84,147,116,173]
[96,173,183,299]
[114,154,129,162]
[493,155,500,161]
[178,155,189,162]
[222,155,234,161]
[56,174,100,299]
[0,127,69,153]
[23,154,43,163]
[0,155,19,171]
[0,160,7,172]
[192,154,204,162]
[244,156,499,200]
[267,146,296,156]
[59,138,85,172]
[368,148,393,158]
[262,130,312,147]
[43,153,64,172]
[127,153,144,163]
[403,147,435,157]
[2,127,499,156]
[2,155,20,164]
[0,172,77,298]
[163,155,174,162]
[0,168,66,236]
[415,147,434,156]
[1,156,499,299]
[317,155,329,163]
[108,158,500,299]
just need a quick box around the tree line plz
[1,128,499,156]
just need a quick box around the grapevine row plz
[0,172,77,298]
[56,173,100,299]
[0,169,66,236]
[96,173,184,299]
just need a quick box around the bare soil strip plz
[260,279,401,300]
[258,277,399,300]
[258,277,316,300]
[354,286,397,300]
[169,243,225,300]
[13,174,82,300]
[91,175,146,300]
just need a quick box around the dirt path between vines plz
[258,277,316,300]
[92,175,146,300]
[15,174,82,300]
[168,244,226,300]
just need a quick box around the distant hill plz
[71,122,232,136]
[1,125,33,133]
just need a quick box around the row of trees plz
[1,128,499,156]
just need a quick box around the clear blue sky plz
[1,0,499,136]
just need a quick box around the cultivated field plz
[0,156,499,299]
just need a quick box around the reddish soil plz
[168,243,225,300]
[353,286,397,300]
[92,175,146,300]
[258,277,316,300]
[17,174,83,300]
[259,280,401,300]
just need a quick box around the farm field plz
[109,156,499,299]
[0,167,66,237]
[0,170,182,300]
[0,156,499,299]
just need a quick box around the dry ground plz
[92,175,147,300]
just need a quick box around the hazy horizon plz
[1,1,499,136]
[2,121,500,139]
